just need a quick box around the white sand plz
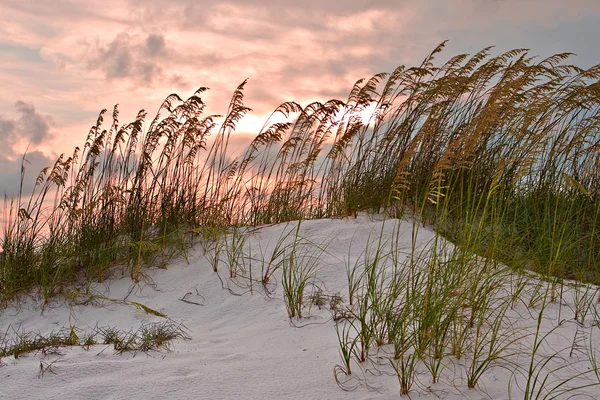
[2,215,599,399]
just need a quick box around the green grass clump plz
[333,218,600,397]
[0,328,79,359]
[97,321,189,355]
[0,320,188,359]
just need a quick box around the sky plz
[1,0,600,196]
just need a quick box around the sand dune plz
[2,215,599,399]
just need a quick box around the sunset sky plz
[1,0,599,195]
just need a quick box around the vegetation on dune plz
[1,41,599,305]
[3,40,600,398]
[0,319,189,360]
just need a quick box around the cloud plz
[86,32,171,84]
[0,150,54,196]
[145,33,165,56]
[0,101,55,195]
[13,101,53,145]
[0,101,54,153]
[60,1,419,107]
[418,1,600,70]
[0,119,16,146]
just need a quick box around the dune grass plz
[0,320,189,359]
[329,218,600,397]
[1,41,600,396]
[2,42,599,302]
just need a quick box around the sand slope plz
[2,215,599,399]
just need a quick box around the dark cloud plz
[168,74,192,90]
[145,33,165,57]
[0,119,16,144]
[0,101,55,195]
[0,101,54,153]
[13,101,53,145]
[87,32,172,84]
[0,150,54,196]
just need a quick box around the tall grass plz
[1,41,599,303]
